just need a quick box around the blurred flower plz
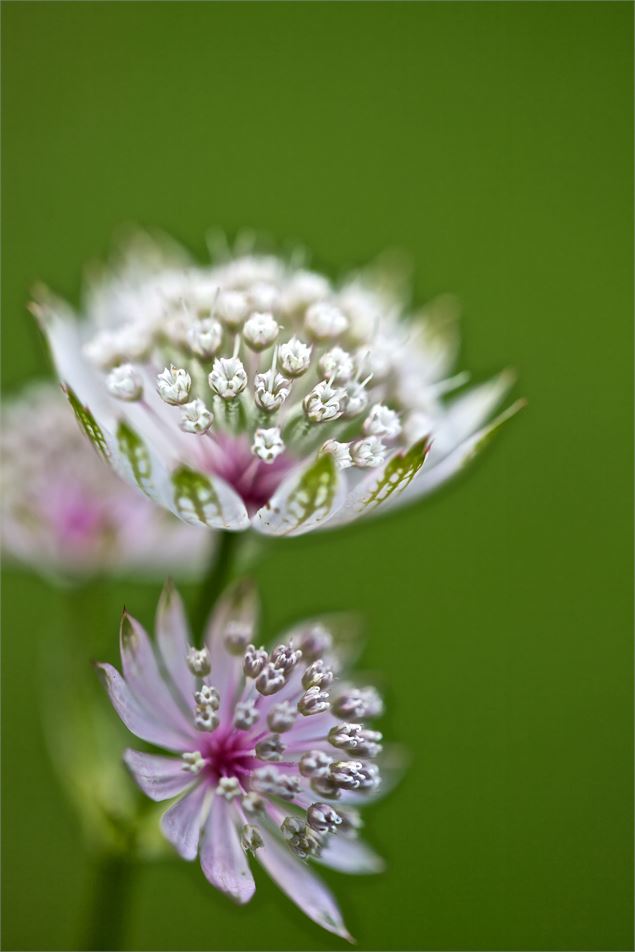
[0,382,210,580]
[99,580,395,939]
[34,232,523,536]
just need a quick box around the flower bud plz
[278,337,312,377]
[156,365,191,405]
[243,312,279,351]
[208,356,247,399]
[252,427,285,464]
[179,399,213,435]
[305,302,348,341]
[107,363,143,401]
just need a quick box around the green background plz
[2,2,633,950]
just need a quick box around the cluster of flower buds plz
[37,235,520,534]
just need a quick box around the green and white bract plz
[34,232,522,536]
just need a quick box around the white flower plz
[278,336,312,377]
[243,312,279,351]
[106,363,143,401]
[179,399,214,435]
[305,301,348,341]
[320,440,353,470]
[318,347,355,383]
[363,403,401,439]
[252,427,284,463]
[99,582,389,939]
[253,369,290,413]
[303,381,348,424]
[34,233,521,535]
[156,365,191,405]
[0,383,209,579]
[349,437,386,468]
[187,318,223,358]
[216,290,249,329]
[208,356,247,399]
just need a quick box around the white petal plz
[327,438,430,528]
[253,454,346,537]
[385,399,526,513]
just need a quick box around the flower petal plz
[161,781,210,860]
[123,749,193,801]
[155,580,196,709]
[257,828,353,941]
[199,796,255,904]
[327,437,430,528]
[96,662,186,751]
[171,465,250,531]
[385,399,526,512]
[315,836,385,875]
[120,611,197,744]
[204,579,258,721]
[32,290,114,421]
[252,454,345,536]
[426,369,516,464]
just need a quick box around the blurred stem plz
[193,530,242,642]
[82,853,133,951]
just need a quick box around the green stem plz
[193,529,242,643]
[82,853,133,951]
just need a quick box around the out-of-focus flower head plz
[0,382,210,580]
[34,231,523,536]
[99,579,396,939]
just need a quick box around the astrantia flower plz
[35,232,523,536]
[99,580,392,939]
[0,382,209,579]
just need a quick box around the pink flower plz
[1,383,210,580]
[99,580,393,940]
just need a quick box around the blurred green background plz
[2,2,633,950]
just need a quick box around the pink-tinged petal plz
[252,454,346,537]
[120,611,197,745]
[205,580,258,720]
[155,580,196,709]
[199,796,255,904]
[384,399,526,513]
[96,663,187,751]
[123,749,193,802]
[161,781,210,861]
[257,828,353,941]
[315,836,385,875]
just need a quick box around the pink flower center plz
[197,433,296,515]
[198,725,260,782]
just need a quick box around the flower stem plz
[193,530,242,642]
[82,853,133,951]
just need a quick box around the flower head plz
[34,233,523,535]
[99,580,390,939]
[0,382,209,579]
